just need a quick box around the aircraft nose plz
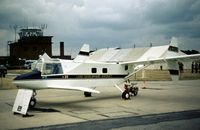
[14,70,42,80]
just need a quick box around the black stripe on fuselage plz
[14,70,127,80]
[43,74,127,79]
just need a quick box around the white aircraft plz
[12,38,200,116]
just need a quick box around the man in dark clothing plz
[199,62,200,73]
[191,62,194,73]
[195,62,198,73]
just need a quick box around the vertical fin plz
[167,37,179,55]
[74,44,90,62]
[166,37,180,81]
[170,37,178,48]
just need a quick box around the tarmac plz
[0,80,200,129]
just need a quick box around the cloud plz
[145,0,198,23]
[74,0,147,30]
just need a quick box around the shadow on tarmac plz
[29,107,60,113]
[18,109,200,130]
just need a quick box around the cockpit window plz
[33,60,42,71]
[42,63,63,75]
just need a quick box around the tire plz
[132,87,138,96]
[122,91,130,99]
[84,92,92,97]
[29,98,37,109]
[133,91,138,96]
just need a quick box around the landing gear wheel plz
[29,97,37,109]
[130,87,138,96]
[133,91,138,96]
[122,91,130,99]
[84,92,92,97]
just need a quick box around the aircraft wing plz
[47,85,100,94]
[120,53,200,81]
[119,54,200,65]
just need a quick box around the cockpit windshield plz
[32,60,42,71]
[42,63,63,75]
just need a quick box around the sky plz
[0,0,200,57]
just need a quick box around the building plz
[9,27,52,66]
[6,27,71,67]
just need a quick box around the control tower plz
[18,27,44,38]
[9,26,52,64]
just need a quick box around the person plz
[178,62,184,73]
[195,62,198,73]
[199,62,200,73]
[191,62,194,73]
[160,65,163,71]
[124,79,131,92]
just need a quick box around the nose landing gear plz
[29,90,37,109]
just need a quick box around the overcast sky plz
[0,0,200,57]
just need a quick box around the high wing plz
[120,53,200,81]
[119,54,200,65]
[47,85,100,94]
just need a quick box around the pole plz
[0,74,2,88]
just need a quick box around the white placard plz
[12,89,33,115]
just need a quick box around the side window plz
[42,63,63,75]
[43,64,52,74]
[52,64,61,74]
[34,61,42,71]
[102,68,108,73]
[91,68,97,73]
[125,65,128,71]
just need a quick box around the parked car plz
[0,65,7,77]
[24,60,37,69]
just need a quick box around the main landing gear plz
[29,90,37,109]
[122,83,139,100]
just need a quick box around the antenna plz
[40,24,47,34]
[40,24,47,30]
[9,24,19,42]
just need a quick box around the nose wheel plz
[29,97,37,109]
[122,91,130,99]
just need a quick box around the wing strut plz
[114,84,123,93]
[124,64,150,80]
